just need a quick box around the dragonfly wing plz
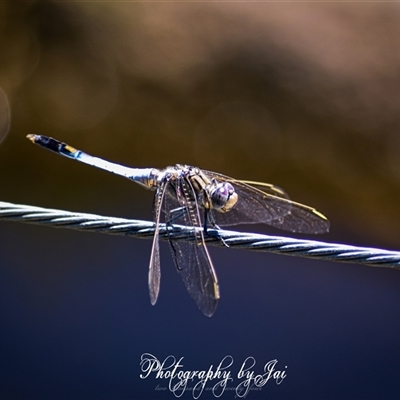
[169,236,219,317]
[238,180,290,199]
[148,180,167,305]
[256,198,330,234]
[165,178,219,317]
[203,170,329,234]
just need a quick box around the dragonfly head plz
[209,181,238,213]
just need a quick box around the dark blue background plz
[1,3,400,399]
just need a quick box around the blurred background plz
[1,2,400,399]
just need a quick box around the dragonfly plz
[27,134,329,317]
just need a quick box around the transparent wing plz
[164,178,219,317]
[148,180,168,305]
[238,180,289,199]
[203,170,329,234]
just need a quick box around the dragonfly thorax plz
[168,165,239,214]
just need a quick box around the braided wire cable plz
[1,200,400,270]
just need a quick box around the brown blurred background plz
[1,2,400,247]
[1,3,400,399]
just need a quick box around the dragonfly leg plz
[204,209,229,248]
[166,207,185,271]
[167,206,186,224]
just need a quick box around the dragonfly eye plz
[209,182,238,212]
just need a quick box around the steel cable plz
[1,201,400,270]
